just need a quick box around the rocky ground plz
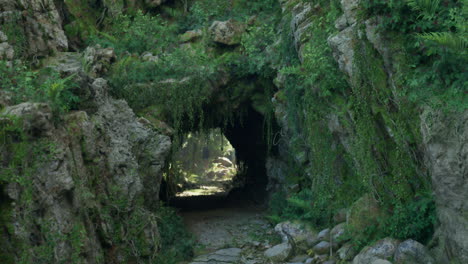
[180,202,283,264]
[178,200,436,264]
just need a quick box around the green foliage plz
[363,0,468,111]
[280,0,346,96]
[0,61,79,116]
[179,0,280,30]
[240,22,277,77]
[89,11,178,54]
[108,46,217,131]
[155,205,194,264]
[383,193,436,242]
[345,193,436,250]
[406,0,441,19]
[267,0,357,227]
[1,12,27,57]
[269,1,441,242]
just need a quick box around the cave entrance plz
[169,128,239,198]
[165,105,272,211]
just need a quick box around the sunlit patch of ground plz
[177,186,226,197]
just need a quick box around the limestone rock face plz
[2,103,54,137]
[0,31,14,61]
[83,45,117,77]
[0,53,171,263]
[209,19,245,45]
[340,0,360,25]
[421,108,468,263]
[0,0,68,57]
[327,25,356,78]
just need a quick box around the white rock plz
[264,242,293,262]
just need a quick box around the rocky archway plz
[166,103,276,210]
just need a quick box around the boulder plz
[290,254,309,262]
[338,242,358,261]
[264,242,293,262]
[333,208,348,223]
[0,41,14,60]
[209,19,245,45]
[275,221,318,250]
[353,238,400,264]
[346,194,385,240]
[317,228,330,241]
[394,239,435,264]
[0,31,7,42]
[330,223,348,244]
[313,241,333,255]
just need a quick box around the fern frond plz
[406,0,441,19]
[419,32,468,52]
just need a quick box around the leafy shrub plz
[344,193,437,250]
[89,11,177,54]
[0,61,79,116]
[268,189,337,228]
[108,45,217,131]
[363,0,468,111]
[156,205,194,263]
[179,0,280,30]
[383,193,436,242]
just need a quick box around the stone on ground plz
[313,241,333,255]
[190,248,242,264]
[264,242,293,262]
[275,221,318,250]
[353,238,400,264]
[337,242,358,261]
[394,239,435,264]
[317,228,331,241]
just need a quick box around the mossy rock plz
[347,194,387,240]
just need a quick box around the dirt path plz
[180,203,281,264]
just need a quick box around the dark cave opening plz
[165,105,275,211]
